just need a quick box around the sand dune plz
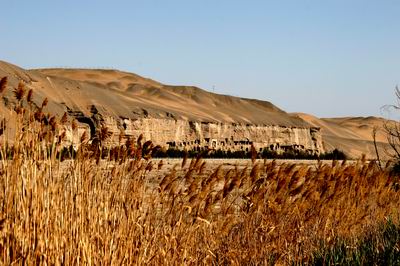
[36,68,163,92]
[293,113,391,159]
[0,61,309,126]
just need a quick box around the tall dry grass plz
[0,78,399,264]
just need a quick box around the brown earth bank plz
[0,60,395,159]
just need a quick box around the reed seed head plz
[27,89,33,103]
[0,76,8,94]
[14,81,26,101]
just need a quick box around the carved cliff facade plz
[85,116,325,155]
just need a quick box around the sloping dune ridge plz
[0,60,394,159]
[292,113,391,159]
[0,60,308,126]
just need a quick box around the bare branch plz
[372,127,382,170]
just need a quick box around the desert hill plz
[0,60,394,159]
[33,65,307,126]
[293,113,390,159]
[0,60,309,126]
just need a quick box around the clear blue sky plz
[1,0,399,118]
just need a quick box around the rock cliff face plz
[0,60,325,155]
[93,116,324,154]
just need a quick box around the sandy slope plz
[0,60,308,126]
[293,113,391,159]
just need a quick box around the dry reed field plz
[0,78,400,265]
